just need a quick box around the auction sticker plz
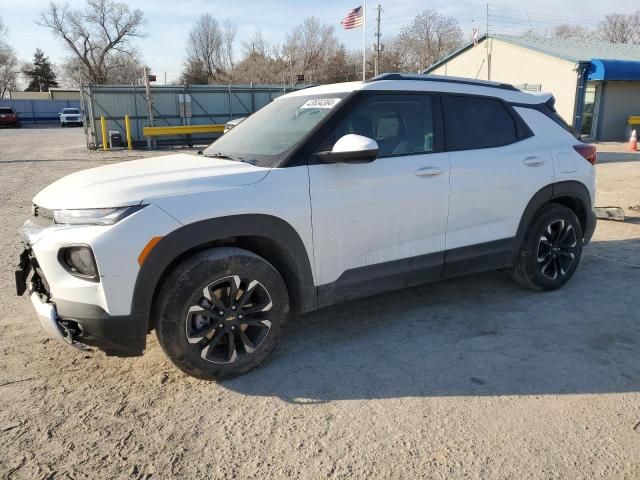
[300,98,342,109]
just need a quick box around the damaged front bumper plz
[16,245,89,350]
[16,219,145,356]
[30,292,88,350]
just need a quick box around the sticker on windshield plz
[300,98,342,109]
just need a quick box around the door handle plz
[523,156,545,167]
[415,167,443,177]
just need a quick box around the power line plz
[489,5,602,24]
[488,5,602,35]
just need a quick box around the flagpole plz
[362,0,367,81]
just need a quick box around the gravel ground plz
[1,127,639,479]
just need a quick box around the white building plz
[425,34,640,141]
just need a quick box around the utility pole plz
[362,0,367,81]
[486,3,492,81]
[143,66,155,150]
[374,4,383,77]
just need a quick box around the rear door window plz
[443,95,520,151]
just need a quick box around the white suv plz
[16,74,597,380]
[59,108,83,127]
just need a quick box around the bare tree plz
[598,12,640,44]
[184,14,227,83]
[551,24,592,40]
[38,0,145,84]
[0,17,20,97]
[0,17,8,51]
[378,38,412,74]
[222,19,237,71]
[397,10,463,72]
[61,51,145,86]
[241,30,270,58]
[232,30,287,84]
[285,17,338,81]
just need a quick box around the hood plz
[33,153,270,209]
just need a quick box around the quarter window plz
[317,94,437,158]
[444,96,519,150]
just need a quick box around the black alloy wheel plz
[185,275,274,364]
[536,219,578,280]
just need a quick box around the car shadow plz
[222,238,640,403]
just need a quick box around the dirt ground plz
[1,127,639,479]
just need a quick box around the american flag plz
[341,6,364,30]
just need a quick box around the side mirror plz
[316,134,378,164]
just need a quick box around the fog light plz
[60,246,99,281]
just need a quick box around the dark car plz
[0,107,20,128]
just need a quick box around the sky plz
[1,0,639,84]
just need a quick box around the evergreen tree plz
[24,49,58,92]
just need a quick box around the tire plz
[511,203,583,291]
[155,247,289,380]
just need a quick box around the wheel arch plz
[131,214,317,332]
[513,181,594,261]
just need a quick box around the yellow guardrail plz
[143,124,225,137]
[629,116,640,125]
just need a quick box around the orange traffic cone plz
[629,129,638,152]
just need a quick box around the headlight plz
[53,206,144,225]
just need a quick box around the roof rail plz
[367,73,519,92]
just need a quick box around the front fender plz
[130,214,317,331]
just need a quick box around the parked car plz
[16,73,597,380]
[59,108,83,127]
[224,117,245,134]
[0,107,20,128]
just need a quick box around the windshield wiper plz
[204,152,235,160]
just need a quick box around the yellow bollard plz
[125,115,133,150]
[100,116,108,151]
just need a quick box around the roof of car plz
[284,74,551,105]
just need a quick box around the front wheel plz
[155,247,289,380]
[511,204,583,291]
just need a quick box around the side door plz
[307,92,451,304]
[442,94,555,276]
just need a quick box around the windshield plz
[203,93,347,167]
[62,109,80,114]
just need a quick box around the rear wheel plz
[511,204,583,291]
[155,247,289,380]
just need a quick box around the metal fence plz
[81,83,307,149]
[0,99,80,124]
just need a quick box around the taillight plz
[573,144,597,165]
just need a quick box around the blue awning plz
[588,59,640,81]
